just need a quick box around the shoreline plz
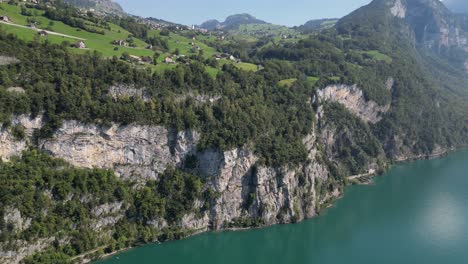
[394,147,458,163]
[87,147,465,263]
[84,227,209,263]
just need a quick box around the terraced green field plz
[362,50,393,63]
[0,3,259,74]
[278,78,297,87]
[278,76,319,87]
[0,3,154,57]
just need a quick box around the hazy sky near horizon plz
[444,0,468,13]
[113,0,373,26]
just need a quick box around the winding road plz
[0,20,85,40]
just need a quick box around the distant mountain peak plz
[200,13,267,31]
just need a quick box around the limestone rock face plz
[92,202,124,217]
[6,87,25,94]
[0,130,27,162]
[181,211,210,231]
[391,0,406,18]
[403,0,468,50]
[0,115,43,161]
[40,121,200,181]
[385,77,395,90]
[108,84,151,103]
[194,134,331,229]
[317,84,390,124]
[0,238,56,264]
[0,116,336,261]
[91,202,125,231]
[0,56,20,66]
[197,148,259,228]
[175,92,221,105]
[3,208,31,233]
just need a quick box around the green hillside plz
[0,3,151,57]
[0,2,256,73]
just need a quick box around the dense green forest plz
[0,150,206,263]
[0,27,316,166]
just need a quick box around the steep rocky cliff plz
[0,85,352,262]
[385,0,468,70]
[379,0,468,51]
[0,115,43,161]
[0,73,458,262]
[40,121,199,183]
[317,84,391,124]
[0,113,337,228]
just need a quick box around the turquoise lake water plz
[97,150,468,264]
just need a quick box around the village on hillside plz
[0,0,260,72]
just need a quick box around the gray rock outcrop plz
[0,95,382,262]
[108,84,151,103]
[0,56,20,66]
[0,115,43,161]
[391,0,406,18]
[2,208,31,233]
[0,238,56,264]
[40,121,199,182]
[317,84,390,124]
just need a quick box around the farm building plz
[128,55,143,64]
[113,39,127,46]
[164,57,175,64]
[214,53,233,60]
[38,30,48,37]
[74,41,87,49]
[0,16,10,23]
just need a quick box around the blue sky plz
[114,0,373,26]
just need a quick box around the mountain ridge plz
[199,13,268,30]
[297,18,338,32]
[338,0,468,73]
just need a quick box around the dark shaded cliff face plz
[401,0,468,51]
[337,0,468,153]
[339,0,468,76]
[392,0,468,74]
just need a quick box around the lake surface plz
[97,150,468,264]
